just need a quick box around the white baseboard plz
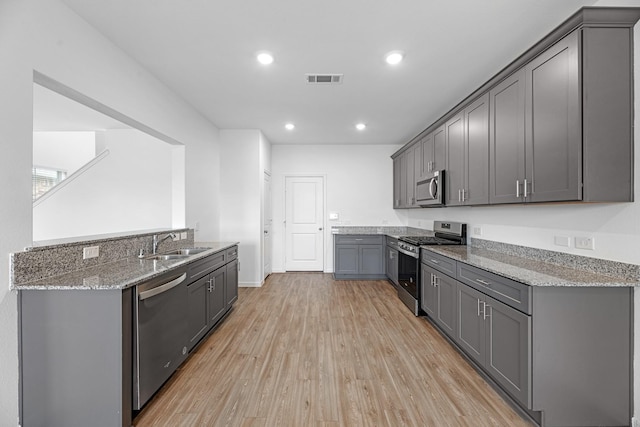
[239,281,262,288]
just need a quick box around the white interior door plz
[285,176,324,271]
[263,171,272,279]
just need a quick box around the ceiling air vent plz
[305,74,343,84]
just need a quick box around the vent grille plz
[305,74,343,84]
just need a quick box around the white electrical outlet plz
[180,232,187,240]
[173,233,180,241]
[83,246,100,259]
[554,236,570,247]
[473,227,482,236]
[575,236,595,250]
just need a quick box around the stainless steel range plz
[396,221,466,315]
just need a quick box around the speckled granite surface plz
[12,228,194,285]
[12,242,238,291]
[331,226,433,238]
[422,240,640,287]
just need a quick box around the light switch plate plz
[554,236,570,247]
[329,212,339,220]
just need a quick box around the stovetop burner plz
[398,221,467,247]
[399,235,462,246]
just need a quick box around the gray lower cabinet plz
[187,246,239,351]
[456,282,531,407]
[226,258,239,308]
[421,248,631,427]
[334,235,385,279]
[386,245,399,287]
[420,264,456,337]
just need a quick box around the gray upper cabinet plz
[422,125,446,176]
[393,156,402,208]
[464,94,490,205]
[394,8,638,208]
[445,111,465,206]
[525,31,581,203]
[447,94,490,206]
[489,70,526,204]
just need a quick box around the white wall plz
[33,129,176,241]
[271,144,404,272]
[219,130,264,286]
[0,1,220,424]
[33,131,96,173]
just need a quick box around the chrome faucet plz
[152,232,176,254]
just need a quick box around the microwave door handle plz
[429,179,437,199]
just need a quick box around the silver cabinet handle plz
[477,298,482,317]
[430,259,439,264]
[458,189,461,202]
[483,303,491,320]
[524,178,528,198]
[516,180,520,198]
[139,273,187,300]
[476,278,491,286]
[462,189,466,202]
[355,238,363,241]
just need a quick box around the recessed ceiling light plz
[285,123,295,130]
[257,52,274,65]
[385,51,404,65]
[356,123,366,131]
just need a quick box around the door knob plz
[318,227,323,231]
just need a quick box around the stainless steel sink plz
[167,248,210,255]
[146,254,190,261]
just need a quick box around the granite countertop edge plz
[421,246,640,288]
[12,241,239,291]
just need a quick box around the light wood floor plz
[133,273,533,427]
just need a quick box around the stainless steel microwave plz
[416,170,445,207]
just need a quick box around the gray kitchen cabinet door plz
[420,264,437,317]
[412,143,422,206]
[226,258,238,308]
[525,30,581,203]
[187,275,210,350]
[208,266,227,326]
[335,245,359,275]
[489,69,526,204]
[455,281,485,365]
[404,144,418,207]
[446,111,465,206]
[433,125,446,172]
[386,246,399,286]
[465,93,490,205]
[360,245,384,275]
[435,271,457,338]
[393,156,402,208]
[421,133,434,175]
[485,294,531,407]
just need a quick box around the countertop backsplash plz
[11,228,194,285]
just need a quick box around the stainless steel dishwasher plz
[133,267,189,410]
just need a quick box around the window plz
[33,167,67,201]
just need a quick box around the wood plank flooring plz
[133,273,533,427]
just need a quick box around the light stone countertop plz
[422,245,640,287]
[12,242,239,291]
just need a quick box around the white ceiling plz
[60,0,597,145]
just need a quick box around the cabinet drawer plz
[421,250,456,277]
[188,251,226,282]
[335,235,383,245]
[457,263,531,314]
[226,246,238,261]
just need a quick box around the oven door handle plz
[139,273,187,301]
[397,246,419,259]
